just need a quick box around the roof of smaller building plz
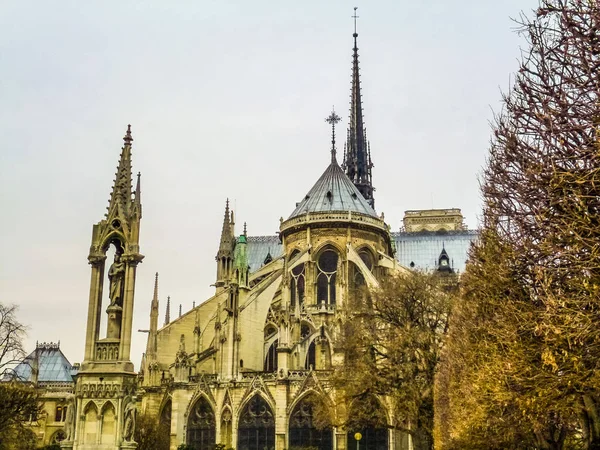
[288,161,377,219]
[247,235,283,273]
[10,342,75,383]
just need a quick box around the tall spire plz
[342,8,375,209]
[107,124,134,217]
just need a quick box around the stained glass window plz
[237,396,275,450]
[289,395,332,450]
[264,340,278,372]
[317,249,338,305]
[186,397,216,450]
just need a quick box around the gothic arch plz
[300,331,333,370]
[100,233,125,254]
[220,405,233,448]
[346,395,390,450]
[82,401,99,445]
[288,391,333,450]
[184,391,217,425]
[159,397,172,433]
[100,401,116,445]
[237,394,275,450]
[186,395,216,450]
[313,240,345,258]
[314,245,341,307]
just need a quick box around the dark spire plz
[342,8,375,209]
[325,108,342,163]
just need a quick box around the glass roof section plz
[11,343,75,382]
[246,230,478,274]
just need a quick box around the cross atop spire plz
[325,108,342,163]
[352,6,359,36]
[342,9,375,209]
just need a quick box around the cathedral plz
[38,20,477,450]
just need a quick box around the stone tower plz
[67,125,143,450]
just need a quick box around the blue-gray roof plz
[247,235,283,273]
[246,230,478,274]
[391,230,478,273]
[288,162,377,219]
[11,343,75,383]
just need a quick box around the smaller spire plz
[325,108,342,163]
[152,272,159,308]
[124,124,133,146]
[165,296,171,325]
[243,222,247,237]
[179,304,182,317]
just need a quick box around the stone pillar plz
[119,260,138,363]
[274,379,289,450]
[106,305,123,339]
[84,258,105,361]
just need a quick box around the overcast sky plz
[1,0,539,369]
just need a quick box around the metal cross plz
[352,7,359,35]
[325,108,342,162]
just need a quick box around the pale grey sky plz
[1,0,538,368]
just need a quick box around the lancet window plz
[305,341,316,370]
[347,396,388,450]
[238,395,275,450]
[290,262,306,308]
[264,339,278,372]
[186,397,216,450]
[316,248,338,306]
[289,394,333,450]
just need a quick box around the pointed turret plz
[215,199,236,291]
[342,9,375,209]
[146,273,159,359]
[107,125,135,218]
[164,295,171,325]
[133,171,142,218]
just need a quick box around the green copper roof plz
[288,161,377,219]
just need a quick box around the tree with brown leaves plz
[331,272,454,450]
[439,1,600,448]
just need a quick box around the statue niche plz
[108,252,126,307]
[106,248,126,340]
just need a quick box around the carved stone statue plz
[108,253,126,307]
[122,399,136,442]
[64,394,76,441]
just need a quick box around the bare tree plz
[0,303,27,379]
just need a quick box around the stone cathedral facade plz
[59,25,476,450]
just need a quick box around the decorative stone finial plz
[123,124,133,146]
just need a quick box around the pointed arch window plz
[238,395,275,450]
[289,394,332,450]
[186,397,216,450]
[305,341,316,370]
[317,249,338,306]
[290,262,306,308]
[347,396,388,450]
[264,339,278,372]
